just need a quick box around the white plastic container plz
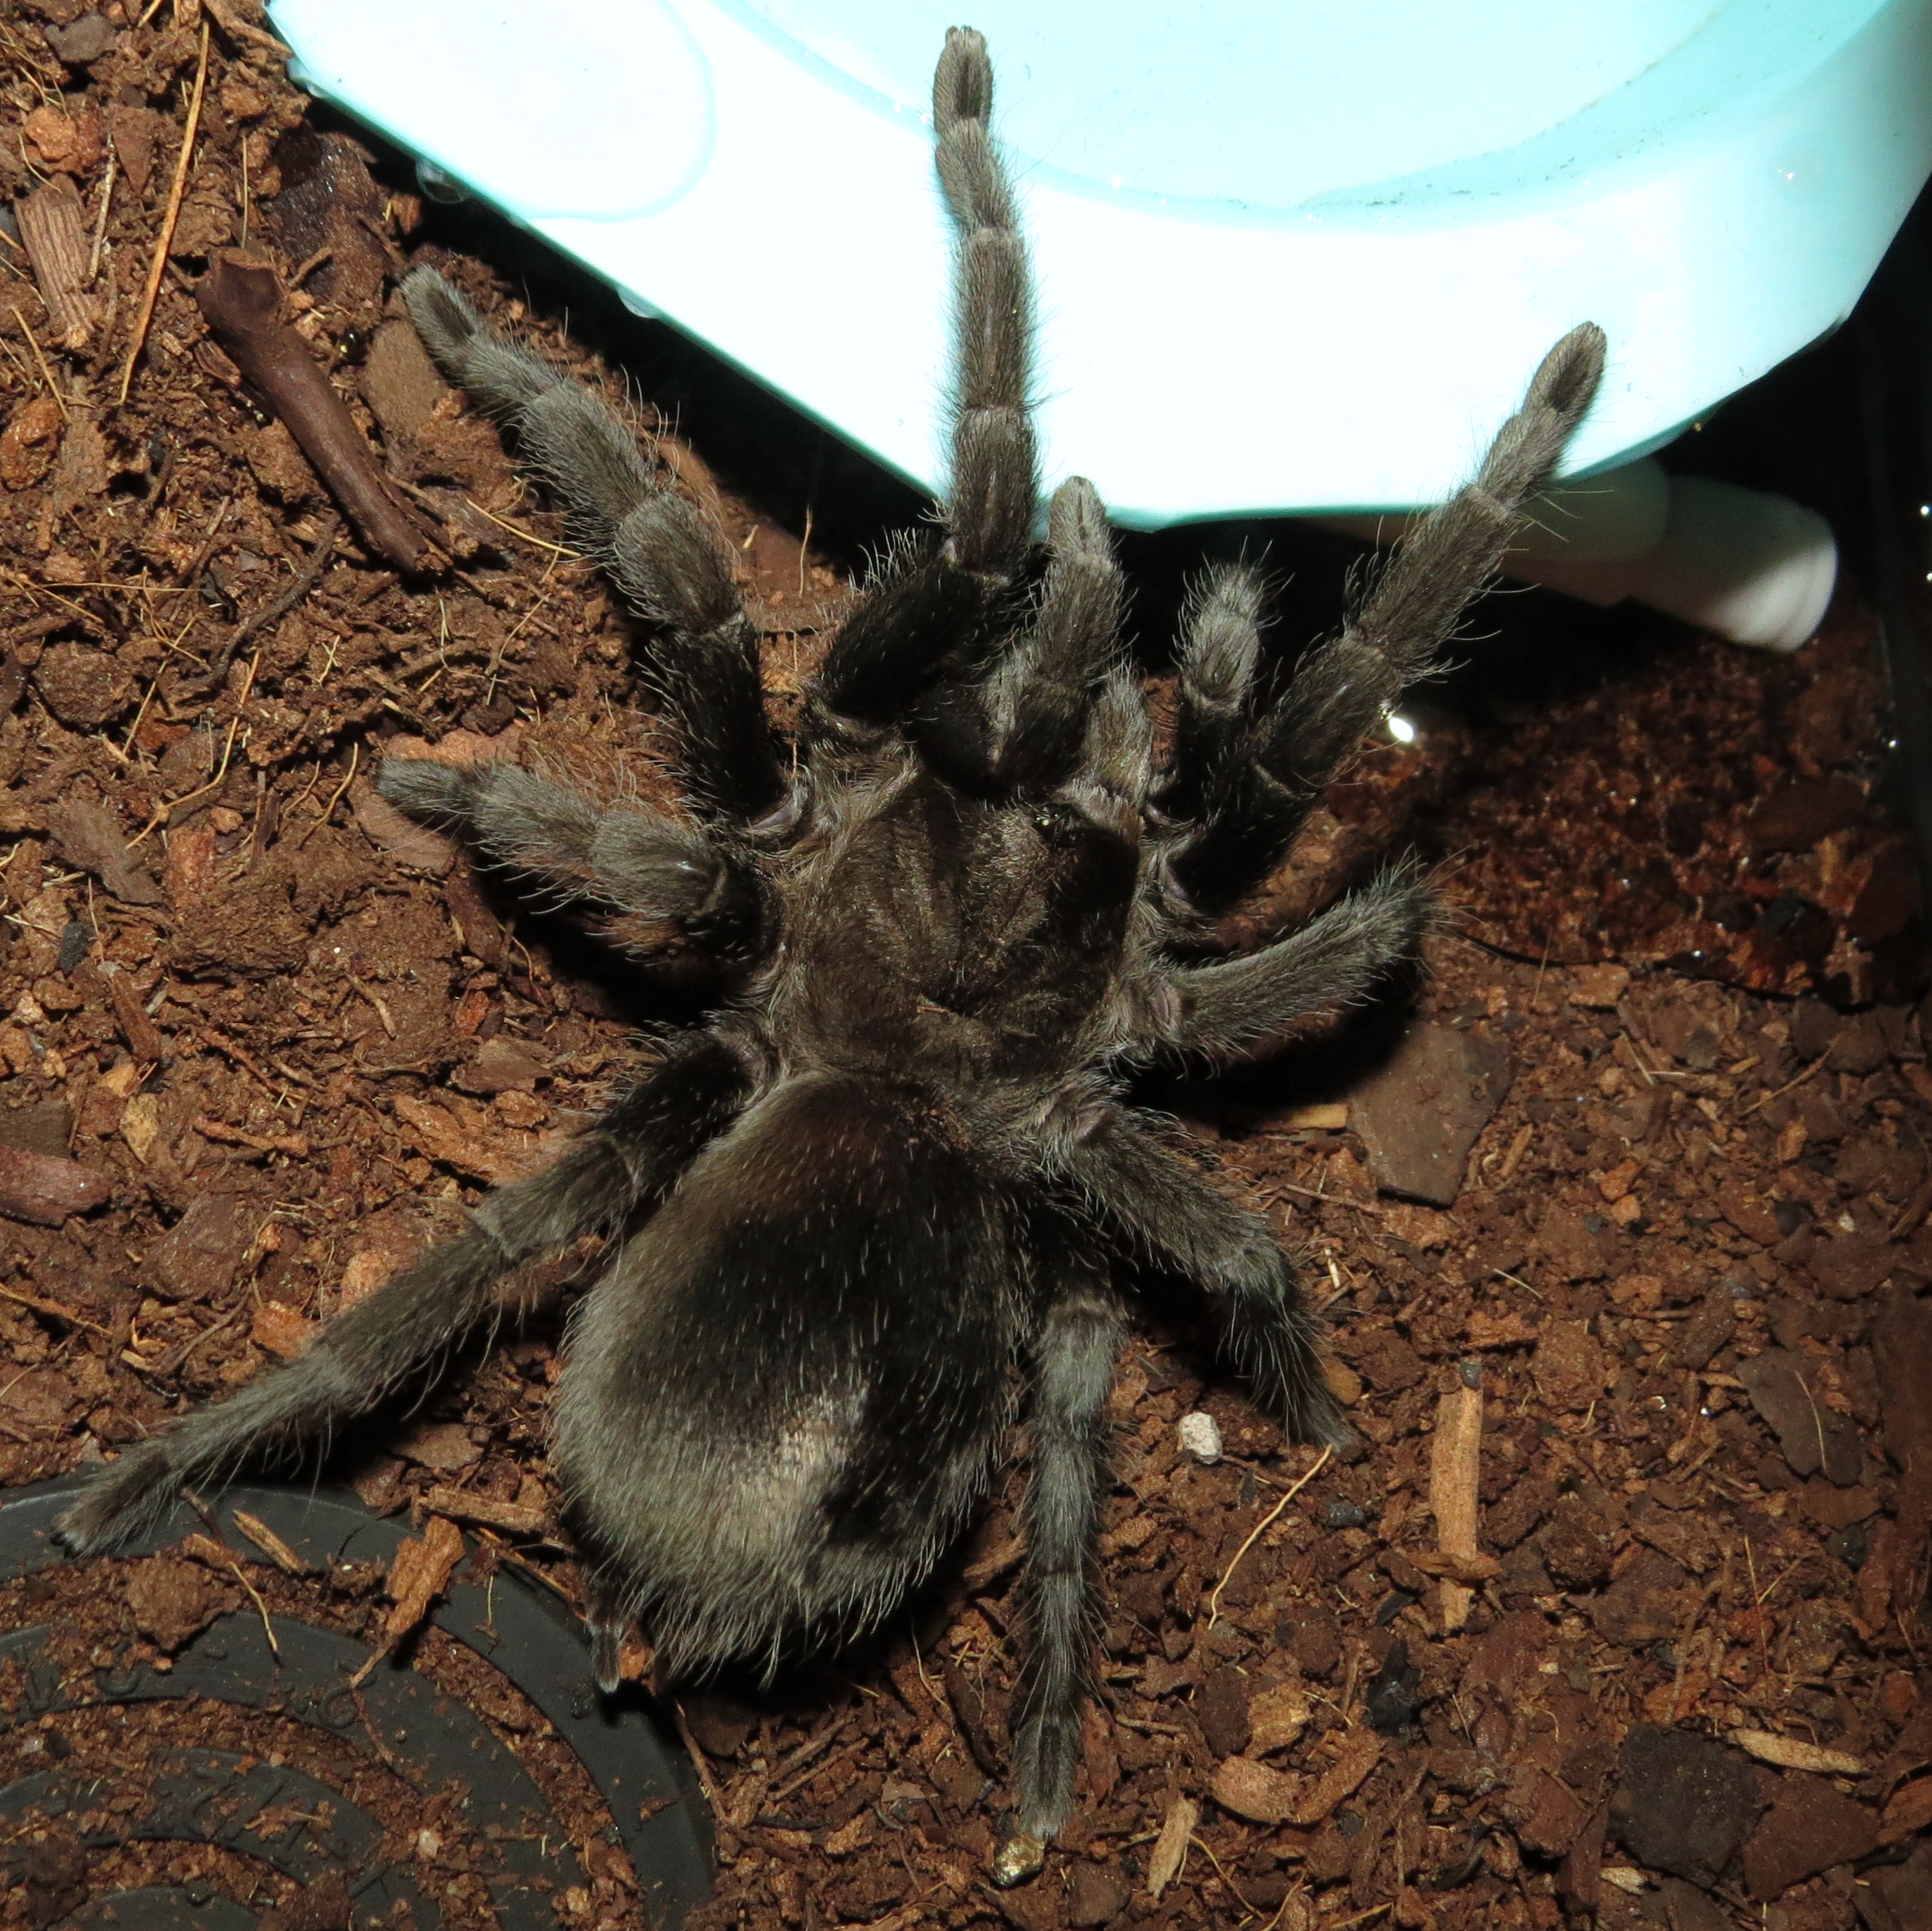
[267,0,1932,544]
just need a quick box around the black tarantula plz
[61,28,1603,1886]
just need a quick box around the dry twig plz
[118,20,211,404]
[1429,1367,1484,1631]
[193,257,433,569]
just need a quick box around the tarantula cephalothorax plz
[61,29,1603,1885]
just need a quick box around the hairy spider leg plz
[809,28,1124,787]
[1154,863,1433,1058]
[933,24,1035,580]
[996,1259,1125,1885]
[1045,1107,1347,1453]
[402,270,784,824]
[375,757,769,964]
[1159,323,1608,916]
[56,1035,751,1553]
[914,476,1128,795]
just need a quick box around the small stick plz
[226,1555,281,1660]
[118,20,210,405]
[11,306,69,419]
[193,257,433,570]
[88,148,116,283]
[0,1281,111,1337]
[1430,1366,1484,1632]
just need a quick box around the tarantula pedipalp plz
[59,28,1604,1886]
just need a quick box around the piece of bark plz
[0,1143,111,1225]
[93,962,164,1063]
[47,799,164,905]
[420,1486,550,1538]
[1145,1795,1198,1899]
[1430,1369,1484,1631]
[193,256,434,570]
[17,175,100,350]
[352,1513,464,1685]
[230,1508,311,1574]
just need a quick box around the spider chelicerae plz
[60,27,1604,1885]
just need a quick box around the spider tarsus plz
[1530,320,1610,421]
[933,26,995,142]
[989,1829,1048,1889]
[375,754,469,820]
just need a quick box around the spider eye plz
[1385,712,1416,746]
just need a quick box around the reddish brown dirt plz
[1,7,1928,1931]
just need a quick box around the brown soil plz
[1,7,1929,1931]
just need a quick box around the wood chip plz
[420,1485,550,1539]
[16,176,99,351]
[1287,1727,1381,1825]
[1429,1371,1484,1630]
[351,1513,466,1684]
[1211,1757,1300,1826]
[193,256,434,569]
[1880,1777,1932,1845]
[1728,1729,1864,1776]
[391,1091,536,1185]
[1146,1793,1198,1899]
[1212,1728,1382,1827]
[194,1117,312,1158]
[249,1300,317,1357]
[230,1508,311,1574]
[92,961,165,1063]
[47,800,164,906]
[0,1141,111,1225]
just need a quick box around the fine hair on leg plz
[995,1264,1124,1885]
[57,1035,751,1554]
[402,269,784,823]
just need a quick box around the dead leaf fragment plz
[1880,1777,1932,1845]
[1291,1728,1382,1825]
[1727,1729,1864,1776]
[1249,1678,1311,1754]
[391,1092,537,1185]
[231,1509,310,1574]
[0,396,63,491]
[1211,1757,1300,1826]
[250,1301,317,1358]
[47,799,164,905]
[389,1418,481,1471]
[120,1092,162,1164]
[23,104,104,178]
[1146,1794,1198,1898]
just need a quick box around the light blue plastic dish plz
[266,0,1932,526]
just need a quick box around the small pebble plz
[1322,1500,1369,1530]
[1177,1411,1221,1463]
